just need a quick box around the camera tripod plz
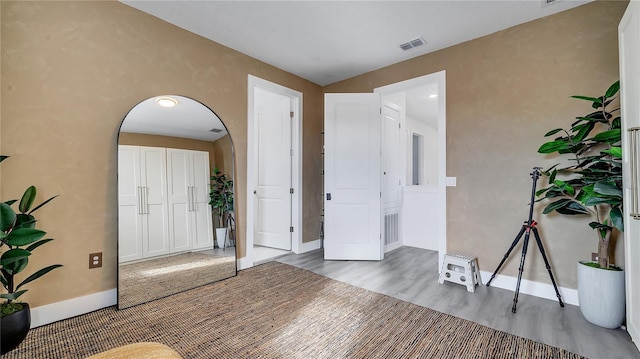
[486,167,565,313]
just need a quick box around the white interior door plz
[619,0,640,348]
[324,93,382,260]
[253,86,292,250]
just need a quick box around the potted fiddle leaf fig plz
[537,81,624,328]
[0,155,62,354]
[209,168,234,249]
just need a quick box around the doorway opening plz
[245,75,303,269]
[375,71,447,269]
[323,71,446,267]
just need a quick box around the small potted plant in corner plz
[0,155,62,354]
[537,81,624,329]
[209,168,234,249]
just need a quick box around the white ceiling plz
[120,95,227,142]
[121,0,592,86]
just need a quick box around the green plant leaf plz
[571,95,602,108]
[593,182,622,197]
[0,249,30,266]
[6,228,46,247]
[610,206,624,232]
[14,213,36,230]
[602,147,622,158]
[611,116,621,129]
[15,264,62,291]
[0,202,17,232]
[18,186,36,213]
[28,195,58,215]
[544,128,564,137]
[589,221,610,229]
[542,199,572,214]
[592,129,621,143]
[0,290,27,301]
[538,141,569,154]
[26,238,54,252]
[605,81,620,98]
[556,201,590,215]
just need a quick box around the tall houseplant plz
[537,81,624,328]
[0,155,62,353]
[209,168,234,248]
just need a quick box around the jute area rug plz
[119,252,236,308]
[4,262,584,359]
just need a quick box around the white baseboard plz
[237,256,252,271]
[479,270,578,306]
[30,289,117,328]
[299,239,321,253]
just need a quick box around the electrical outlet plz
[591,252,598,261]
[89,252,102,269]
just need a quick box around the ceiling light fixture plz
[428,94,438,99]
[156,97,178,108]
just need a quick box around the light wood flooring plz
[276,246,639,359]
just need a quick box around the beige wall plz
[212,135,233,177]
[325,0,627,288]
[1,1,323,308]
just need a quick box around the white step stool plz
[438,253,481,292]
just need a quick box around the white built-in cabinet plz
[118,145,213,263]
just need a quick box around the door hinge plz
[290,226,294,233]
[290,111,294,118]
[290,149,294,156]
[290,188,294,194]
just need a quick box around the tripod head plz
[530,167,542,180]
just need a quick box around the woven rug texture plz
[119,251,236,308]
[4,262,585,359]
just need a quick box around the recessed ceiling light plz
[428,94,438,99]
[156,97,178,108]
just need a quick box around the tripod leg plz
[512,231,531,313]
[487,225,526,287]
[532,228,565,308]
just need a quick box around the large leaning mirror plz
[117,95,236,309]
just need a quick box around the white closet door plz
[167,149,192,252]
[118,145,143,262]
[191,151,214,249]
[324,93,383,261]
[140,147,170,258]
[620,0,640,348]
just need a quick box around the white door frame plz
[374,70,447,270]
[244,75,303,269]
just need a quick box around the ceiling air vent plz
[400,37,426,51]
[209,128,223,133]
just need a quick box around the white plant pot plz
[577,261,625,329]
[215,228,227,249]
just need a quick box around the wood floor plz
[276,246,639,359]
